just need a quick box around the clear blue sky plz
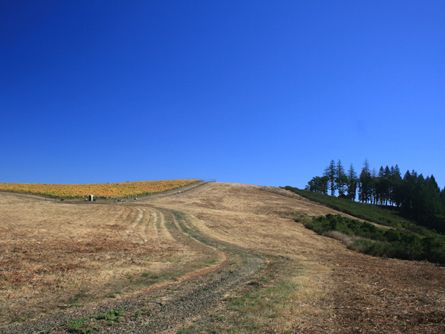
[1,1,444,187]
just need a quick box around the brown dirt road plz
[1,182,444,333]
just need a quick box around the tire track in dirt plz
[1,205,264,334]
[124,208,157,245]
[132,208,146,243]
[150,208,161,248]
[157,210,176,242]
[104,208,264,334]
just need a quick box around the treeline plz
[306,160,445,232]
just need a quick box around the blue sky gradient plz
[1,1,444,187]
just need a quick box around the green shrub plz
[95,308,124,325]
[66,319,96,334]
[302,214,445,265]
[285,187,418,230]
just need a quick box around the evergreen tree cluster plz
[306,160,445,232]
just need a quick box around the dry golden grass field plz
[1,182,444,333]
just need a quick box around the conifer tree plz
[383,166,391,205]
[346,164,357,201]
[325,160,336,196]
[335,160,348,197]
[441,188,445,213]
[391,165,403,207]
[359,160,372,203]
[376,166,386,205]
[306,176,329,194]
[370,168,378,204]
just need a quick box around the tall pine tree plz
[359,160,372,203]
[325,160,336,196]
[335,160,348,197]
[346,164,357,201]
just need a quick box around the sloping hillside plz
[1,183,444,333]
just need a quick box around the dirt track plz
[1,183,444,333]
